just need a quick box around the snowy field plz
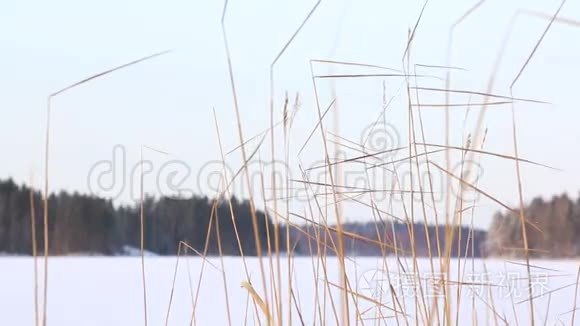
[0,256,579,325]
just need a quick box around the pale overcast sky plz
[1,0,579,228]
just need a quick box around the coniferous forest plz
[0,178,488,257]
[0,178,275,256]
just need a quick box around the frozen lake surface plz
[0,256,578,325]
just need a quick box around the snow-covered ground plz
[0,256,578,325]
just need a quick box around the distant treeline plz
[0,178,486,256]
[485,193,580,258]
[292,222,486,257]
[0,179,275,256]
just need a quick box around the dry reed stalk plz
[139,148,148,326]
[213,109,270,325]
[165,241,184,326]
[222,5,271,321]
[42,50,170,326]
[570,266,580,325]
[269,2,321,323]
[241,280,273,324]
[213,203,234,326]
[309,63,350,324]
[29,183,39,326]
[412,64,443,325]
[508,3,566,324]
